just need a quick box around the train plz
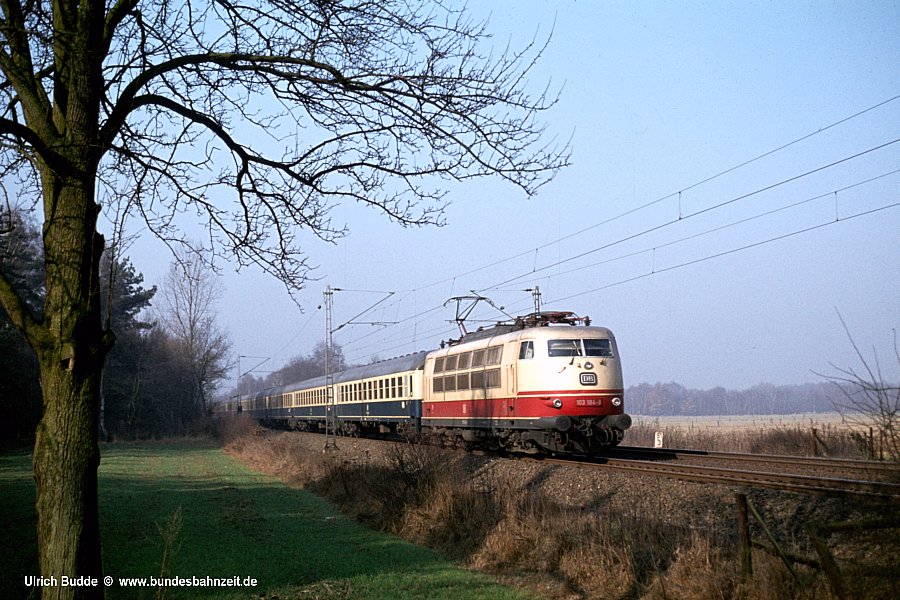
[223,310,631,454]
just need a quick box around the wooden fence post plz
[736,493,752,579]
[806,522,847,600]
[746,498,800,582]
[869,427,875,460]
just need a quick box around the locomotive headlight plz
[552,398,563,409]
[584,361,594,369]
[611,397,622,407]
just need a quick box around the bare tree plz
[824,320,899,460]
[158,250,232,426]
[0,2,567,595]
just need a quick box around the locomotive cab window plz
[584,339,613,357]
[519,341,535,359]
[548,339,581,357]
[547,339,614,358]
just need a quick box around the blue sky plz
[126,1,900,391]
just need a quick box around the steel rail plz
[534,454,900,499]
[605,446,900,473]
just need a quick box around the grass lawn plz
[0,441,528,600]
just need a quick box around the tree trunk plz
[32,177,110,600]
[34,364,104,600]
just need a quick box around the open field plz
[0,441,526,600]
[624,412,888,459]
[631,412,847,431]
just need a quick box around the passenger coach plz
[240,351,427,435]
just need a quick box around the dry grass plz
[219,416,897,600]
[626,419,873,458]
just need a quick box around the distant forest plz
[625,381,840,416]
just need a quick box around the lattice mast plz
[323,285,338,451]
[526,285,542,315]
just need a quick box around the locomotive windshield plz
[547,338,613,358]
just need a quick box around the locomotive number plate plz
[580,372,598,386]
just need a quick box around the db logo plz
[579,373,597,386]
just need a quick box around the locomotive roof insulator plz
[515,311,591,329]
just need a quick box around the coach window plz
[457,352,471,370]
[471,349,485,367]
[484,368,501,388]
[444,374,457,392]
[433,376,444,393]
[486,345,503,365]
[519,341,535,360]
[434,357,445,373]
[445,354,458,372]
[471,370,484,389]
[456,373,469,390]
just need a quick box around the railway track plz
[529,448,900,499]
[606,445,900,475]
[279,427,900,498]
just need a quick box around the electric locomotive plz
[422,311,630,454]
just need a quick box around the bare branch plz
[88,1,569,296]
[818,312,900,459]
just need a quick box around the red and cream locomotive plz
[227,311,631,454]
